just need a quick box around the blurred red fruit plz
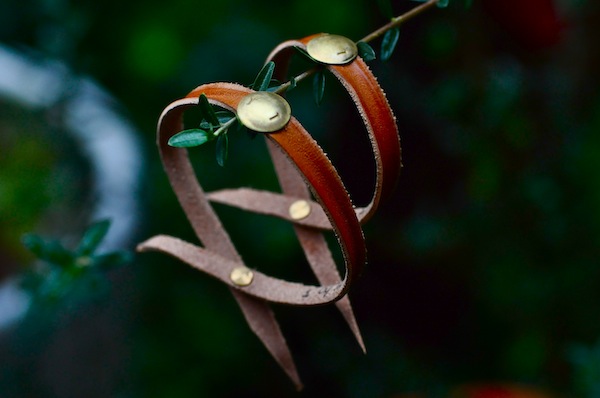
[482,0,564,50]
[451,383,553,398]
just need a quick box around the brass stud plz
[289,199,311,220]
[230,267,254,287]
[237,92,292,133]
[306,34,358,65]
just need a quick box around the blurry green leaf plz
[198,94,220,127]
[92,251,133,270]
[357,41,376,61]
[567,340,600,396]
[216,133,229,167]
[381,27,400,61]
[22,234,73,267]
[251,61,275,92]
[313,70,326,106]
[465,0,473,8]
[21,234,48,259]
[43,243,73,267]
[377,0,394,18]
[77,219,110,256]
[168,129,215,147]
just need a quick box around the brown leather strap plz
[138,82,368,388]
[207,34,401,227]
[139,82,365,306]
[136,30,403,388]
[266,132,365,352]
[137,83,304,387]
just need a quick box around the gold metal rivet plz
[230,267,254,287]
[306,34,358,65]
[289,200,311,220]
[237,92,292,133]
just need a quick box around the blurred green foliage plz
[1,0,600,397]
[21,219,131,303]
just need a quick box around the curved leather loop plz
[138,82,365,306]
[207,34,401,228]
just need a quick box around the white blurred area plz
[0,44,144,330]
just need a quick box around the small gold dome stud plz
[289,200,311,220]
[237,92,292,133]
[306,34,358,65]
[230,267,254,287]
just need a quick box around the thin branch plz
[274,67,320,95]
[360,0,439,44]
[214,117,237,136]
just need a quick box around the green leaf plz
[92,251,132,270]
[357,41,376,61]
[377,0,394,19]
[464,0,473,8]
[381,27,400,62]
[265,79,283,92]
[198,94,220,127]
[251,61,276,92]
[233,116,246,133]
[200,111,234,130]
[22,234,48,259]
[22,234,74,267]
[215,134,229,167]
[289,76,297,91]
[168,128,215,147]
[313,70,326,106]
[77,219,110,256]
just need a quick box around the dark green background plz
[1,0,599,396]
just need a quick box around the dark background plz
[1,0,599,396]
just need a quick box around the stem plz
[274,67,320,95]
[360,0,440,43]
[214,117,237,136]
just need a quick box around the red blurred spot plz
[482,0,564,50]
[453,383,553,398]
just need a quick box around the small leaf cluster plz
[21,219,131,303]
[167,62,281,165]
[168,94,238,166]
